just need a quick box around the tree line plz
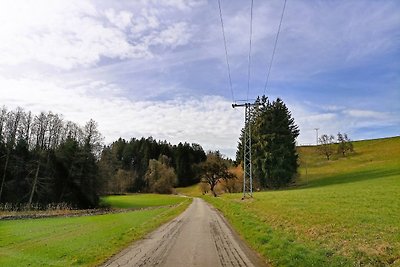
[0,106,207,208]
[0,107,102,208]
[98,137,206,194]
[1,97,301,205]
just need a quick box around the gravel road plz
[102,197,268,267]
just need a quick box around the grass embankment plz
[0,194,191,267]
[204,136,400,266]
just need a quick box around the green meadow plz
[204,137,400,266]
[100,193,186,208]
[0,194,190,267]
[175,183,202,197]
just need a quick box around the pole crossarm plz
[232,102,257,198]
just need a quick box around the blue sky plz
[0,0,399,158]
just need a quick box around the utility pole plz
[314,128,319,146]
[232,102,257,198]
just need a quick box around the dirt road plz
[102,198,267,267]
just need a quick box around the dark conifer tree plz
[237,96,299,188]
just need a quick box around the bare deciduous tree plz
[318,134,335,160]
[198,151,234,197]
[337,132,354,156]
[0,108,23,201]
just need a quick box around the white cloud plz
[0,0,150,70]
[130,8,160,34]
[0,76,243,157]
[288,101,400,146]
[0,0,197,71]
[344,109,388,120]
[146,22,192,49]
[160,0,205,11]
[105,9,133,30]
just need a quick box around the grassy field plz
[203,136,400,266]
[0,194,190,267]
[100,193,186,208]
[176,183,203,197]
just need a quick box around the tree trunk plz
[210,183,217,197]
[28,161,40,206]
[0,153,10,201]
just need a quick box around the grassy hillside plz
[0,194,191,267]
[204,136,400,266]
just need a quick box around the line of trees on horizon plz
[0,106,208,208]
[1,97,304,206]
[98,137,206,195]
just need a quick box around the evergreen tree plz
[237,96,299,188]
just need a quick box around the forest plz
[0,107,206,208]
[99,137,206,194]
[0,96,299,207]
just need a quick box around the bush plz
[145,156,177,194]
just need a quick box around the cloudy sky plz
[0,0,399,158]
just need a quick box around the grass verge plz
[203,137,400,266]
[204,195,351,266]
[0,195,191,267]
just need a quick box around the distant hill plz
[297,136,400,188]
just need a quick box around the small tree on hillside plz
[337,132,354,156]
[318,134,335,160]
[198,151,234,197]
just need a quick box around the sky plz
[0,0,399,158]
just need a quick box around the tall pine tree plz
[237,96,299,189]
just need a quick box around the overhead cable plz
[217,0,235,103]
[246,0,254,101]
[263,0,287,95]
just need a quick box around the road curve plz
[102,197,268,267]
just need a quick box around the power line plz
[263,0,287,95]
[246,0,254,101]
[217,0,235,103]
